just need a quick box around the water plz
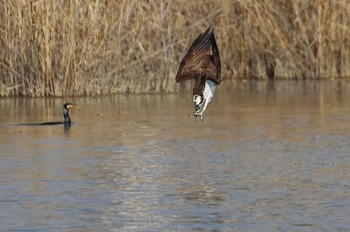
[1,80,350,231]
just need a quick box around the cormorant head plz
[63,103,76,123]
[64,102,75,111]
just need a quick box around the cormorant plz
[20,103,76,126]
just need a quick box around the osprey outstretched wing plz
[176,27,221,86]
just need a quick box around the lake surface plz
[1,80,350,231]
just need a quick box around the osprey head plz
[192,80,217,121]
[193,94,205,111]
[193,94,207,121]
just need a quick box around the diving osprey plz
[175,27,221,121]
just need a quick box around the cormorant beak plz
[67,103,77,110]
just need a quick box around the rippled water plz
[1,80,350,231]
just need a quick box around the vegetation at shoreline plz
[1,0,350,97]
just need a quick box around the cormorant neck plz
[63,108,71,124]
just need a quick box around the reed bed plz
[0,0,350,97]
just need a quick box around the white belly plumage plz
[204,79,217,103]
[193,80,217,119]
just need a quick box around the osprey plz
[175,27,221,121]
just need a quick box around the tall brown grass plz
[1,0,350,97]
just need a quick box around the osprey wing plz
[206,31,221,85]
[176,27,214,83]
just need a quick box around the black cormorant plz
[20,103,76,126]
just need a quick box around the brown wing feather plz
[206,32,221,84]
[176,27,214,82]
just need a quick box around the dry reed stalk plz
[0,0,350,97]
